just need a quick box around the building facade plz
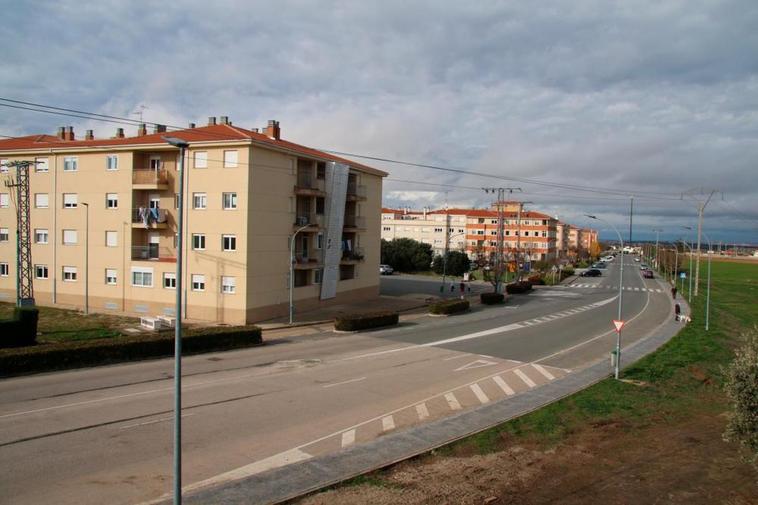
[0,118,386,324]
[380,208,468,255]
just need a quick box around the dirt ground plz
[299,410,757,505]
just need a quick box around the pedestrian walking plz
[460,281,465,293]
[451,284,455,293]
[671,286,677,299]
[674,303,681,321]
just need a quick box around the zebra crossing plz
[565,283,663,293]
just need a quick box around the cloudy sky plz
[2,0,757,244]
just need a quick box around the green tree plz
[724,326,758,469]
[432,251,471,277]
[381,238,433,273]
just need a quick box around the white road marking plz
[341,429,356,447]
[454,359,498,372]
[322,376,367,388]
[470,384,490,404]
[382,415,395,431]
[634,287,640,291]
[445,392,462,410]
[443,354,471,361]
[532,364,555,381]
[479,354,495,359]
[119,413,193,430]
[416,403,429,420]
[514,368,537,388]
[493,375,515,395]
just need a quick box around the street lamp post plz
[702,232,713,331]
[681,228,694,303]
[587,214,624,380]
[81,202,89,315]
[652,228,662,269]
[163,136,189,505]
[290,224,311,324]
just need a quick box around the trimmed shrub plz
[527,275,546,285]
[561,267,575,278]
[0,325,262,377]
[480,292,505,305]
[429,299,470,315]
[334,311,399,331]
[1,307,39,348]
[505,281,533,294]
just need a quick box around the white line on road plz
[514,368,536,388]
[341,430,356,447]
[442,354,471,361]
[382,415,395,431]
[415,403,429,420]
[445,392,462,410]
[119,413,193,430]
[322,376,367,388]
[470,384,490,404]
[532,364,555,381]
[492,375,515,395]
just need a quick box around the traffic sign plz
[680,272,687,279]
[612,319,625,332]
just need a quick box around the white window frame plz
[35,157,49,173]
[191,274,205,292]
[0,262,8,277]
[35,193,49,208]
[192,192,207,210]
[35,264,48,279]
[63,193,78,209]
[106,154,118,171]
[163,272,177,289]
[223,150,238,168]
[221,276,236,294]
[192,234,206,250]
[0,159,7,173]
[222,234,237,252]
[63,266,78,282]
[0,227,9,242]
[0,193,8,208]
[106,193,118,209]
[62,229,78,245]
[149,155,161,170]
[131,267,154,287]
[194,151,208,169]
[105,230,118,247]
[105,268,117,285]
[174,193,180,209]
[63,156,78,172]
[35,228,48,244]
[222,192,237,210]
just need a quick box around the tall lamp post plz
[652,228,662,269]
[587,214,624,380]
[163,136,189,505]
[290,224,311,324]
[81,202,89,315]
[702,231,713,331]
[679,239,693,304]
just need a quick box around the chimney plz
[152,124,167,134]
[137,123,147,136]
[57,126,66,140]
[188,122,196,129]
[115,128,125,138]
[264,120,281,140]
[208,116,217,126]
[64,126,75,141]
[219,115,229,125]
[250,128,259,133]
[85,130,94,140]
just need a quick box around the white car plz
[379,264,394,275]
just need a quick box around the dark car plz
[581,268,602,277]
[642,269,654,279]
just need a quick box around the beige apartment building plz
[380,207,468,255]
[0,118,386,324]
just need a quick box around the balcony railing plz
[294,213,323,228]
[133,168,168,186]
[341,246,364,261]
[343,215,365,229]
[132,208,168,226]
[347,183,367,199]
[131,245,175,261]
[296,172,316,189]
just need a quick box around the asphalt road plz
[379,273,491,298]
[0,257,673,505]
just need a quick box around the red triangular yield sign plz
[613,320,625,332]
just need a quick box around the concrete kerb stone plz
[181,295,688,505]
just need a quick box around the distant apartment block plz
[0,118,386,324]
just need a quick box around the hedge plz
[527,275,545,285]
[0,307,39,348]
[480,292,505,305]
[429,299,470,315]
[505,281,533,294]
[0,325,262,377]
[334,311,399,331]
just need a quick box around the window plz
[35,264,48,279]
[0,193,8,208]
[221,276,236,294]
[192,234,206,250]
[0,263,8,277]
[434,228,443,233]
[163,272,176,289]
[314,269,323,284]
[524,231,529,237]
[106,193,118,209]
[35,193,49,208]
[382,226,391,231]
[223,150,238,168]
[174,193,180,209]
[105,231,118,247]
[106,155,118,170]
[222,234,237,251]
[194,151,207,168]
[62,229,78,245]
[35,228,48,244]
[63,193,78,208]
[0,228,8,242]
[193,192,207,209]
[149,155,161,170]
[35,157,49,172]
[222,192,237,210]
[0,159,7,173]
[131,267,154,287]
[316,232,324,249]
[105,268,117,285]
[191,274,205,291]
[63,157,78,171]
[316,197,325,215]
[63,266,77,282]
[317,162,326,180]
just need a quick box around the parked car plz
[581,268,602,277]
[640,263,649,270]
[379,264,394,275]
[592,262,607,269]
[634,257,641,262]
[642,269,654,279]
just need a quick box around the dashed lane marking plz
[382,415,395,432]
[532,364,555,381]
[445,392,462,410]
[470,384,490,404]
[514,368,537,388]
[415,403,429,420]
[493,375,515,395]
[322,376,366,388]
[341,430,356,447]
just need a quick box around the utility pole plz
[516,200,532,280]
[482,187,521,292]
[652,228,663,269]
[685,188,718,296]
[4,160,36,306]
[629,197,634,245]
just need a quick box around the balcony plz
[131,245,176,262]
[293,213,323,231]
[346,183,367,201]
[294,172,326,197]
[132,208,168,229]
[292,253,321,270]
[133,168,169,190]
[343,214,366,230]
[341,246,364,264]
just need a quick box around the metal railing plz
[133,168,168,185]
[343,215,365,228]
[342,246,364,261]
[131,245,174,261]
[347,183,367,198]
[296,172,318,189]
[132,208,168,225]
[294,214,324,227]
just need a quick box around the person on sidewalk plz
[459,281,465,293]
[674,303,681,321]
[671,286,678,299]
